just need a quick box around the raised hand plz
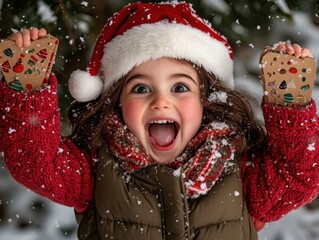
[8,27,47,47]
[260,42,316,108]
[271,42,313,58]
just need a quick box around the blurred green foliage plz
[1,0,318,69]
[0,0,318,114]
[0,1,319,232]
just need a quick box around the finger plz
[286,45,294,55]
[30,27,39,40]
[38,28,47,37]
[277,43,287,52]
[21,29,31,47]
[301,48,313,58]
[9,32,23,47]
[292,43,302,58]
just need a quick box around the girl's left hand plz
[8,27,47,48]
[276,42,313,58]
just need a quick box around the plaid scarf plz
[104,112,239,199]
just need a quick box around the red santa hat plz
[69,2,233,102]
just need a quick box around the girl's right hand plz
[276,42,313,58]
[8,28,47,48]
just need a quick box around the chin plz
[150,150,181,165]
[152,158,172,165]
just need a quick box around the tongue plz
[149,123,176,146]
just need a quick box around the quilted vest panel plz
[77,148,257,240]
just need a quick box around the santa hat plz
[69,2,233,102]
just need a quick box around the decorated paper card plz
[260,51,317,108]
[0,34,59,92]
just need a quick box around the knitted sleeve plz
[0,76,94,212]
[242,99,319,223]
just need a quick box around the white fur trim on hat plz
[69,70,103,102]
[101,21,233,92]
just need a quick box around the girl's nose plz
[151,93,171,110]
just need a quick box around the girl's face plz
[120,58,203,164]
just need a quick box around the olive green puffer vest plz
[76,147,257,240]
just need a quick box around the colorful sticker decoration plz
[260,51,317,107]
[13,58,24,73]
[287,79,296,88]
[8,79,23,91]
[295,93,306,104]
[0,35,59,92]
[1,60,11,73]
[268,81,276,87]
[283,93,294,103]
[289,67,297,74]
[279,69,286,74]
[3,48,13,57]
[28,55,39,66]
[24,69,33,74]
[37,49,48,59]
[300,84,310,91]
[26,83,33,90]
[270,89,277,96]
[279,80,287,89]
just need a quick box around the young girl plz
[1,2,319,240]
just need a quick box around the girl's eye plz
[132,84,151,93]
[171,84,189,93]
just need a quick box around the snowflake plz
[200,182,207,190]
[307,143,315,151]
[210,121,229,130]
[173,167,181,177]
[81,1,88,7]
[208,91,228,103]
[8,128,16,134]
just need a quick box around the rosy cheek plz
[181,99,203,117]
[121,100,144,127]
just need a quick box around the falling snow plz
[307,143,315,151]
[8,128,16,134]
[37,0,57,24]
[200,182,207,190]
[81,1,88,7]
[210,121,229,130]
[173,167,181,177]
[208,91,228,103]
[1,2,319,240]
[234,191,240,197]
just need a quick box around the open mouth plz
[146,120,180,149]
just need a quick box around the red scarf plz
[104,112,239,199]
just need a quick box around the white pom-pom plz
[69,70,103,102]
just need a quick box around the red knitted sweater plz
[1,75,319,224]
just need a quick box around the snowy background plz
[1,0,319,239]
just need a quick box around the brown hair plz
[196,66,266,153]
[68,63,265,154]
[68,78,125,149]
